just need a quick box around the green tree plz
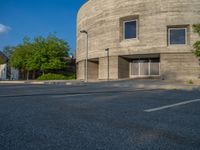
[0,58,4,64]
[2,46,15,58]
[193,24,200,56]
[26,35,69,74]
[10,37,33,79]
[10,34,69,79]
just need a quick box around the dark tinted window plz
[169,28,186,45]
[124,21,137,39]
[150,58,160,63]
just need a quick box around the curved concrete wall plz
[76,0,200,80]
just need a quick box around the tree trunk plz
[32,70,36,79]
[27,70,29,80]
[22,69,25,80]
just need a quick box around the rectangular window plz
[124,20,137,40]
[168,28,187,45]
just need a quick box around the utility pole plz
[105,48,110,80]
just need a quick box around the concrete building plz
[76,0,200,81]
[0,51,8,80]
[0,51,19,80]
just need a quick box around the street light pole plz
[105,48,109,81]
[80,30,88,82]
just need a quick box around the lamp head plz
[80,30,88,34]
[105,48,109,51]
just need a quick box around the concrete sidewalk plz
[104,79,200,91]
[87,79,200,91]
[0,79,200,91]
[0,80,84,85]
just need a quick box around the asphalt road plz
[0,83,200,150]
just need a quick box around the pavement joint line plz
[144,99,200,112]
[52,93,93,97]
[0,89,166,98]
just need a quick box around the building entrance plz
[130,58,160,78]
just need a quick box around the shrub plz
[37,73,75,80]
[188,80,194,84]
[65,74,76,80]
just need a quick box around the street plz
[0,83,200,150]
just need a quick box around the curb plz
[0,80,200,91]
[0,80,84,85]
[111,83,200,91]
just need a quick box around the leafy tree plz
[26,35,69,74]
[0,58,4,64]
[193,24,200,56]
[10,38,32,70]
[10,34,69,79]
[2,46,15,58]
[10,37,33,79]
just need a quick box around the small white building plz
[0,64,7,80]
[0,51,19,80]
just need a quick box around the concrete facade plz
[0,64,7,80]
[76,0,200,80]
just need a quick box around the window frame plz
[168,27,188,46]
[123,19,138,40]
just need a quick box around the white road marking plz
[52,93,93,98]
[144,99,200,112]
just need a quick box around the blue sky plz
[0,0,86,53]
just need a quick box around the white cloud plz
[0,24,11,34]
